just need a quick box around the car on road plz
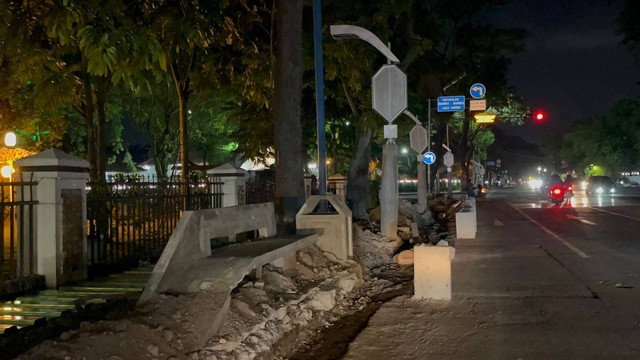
[586,175,615,195]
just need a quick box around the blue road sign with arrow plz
[423,152,436,165]
[470,83,486,99]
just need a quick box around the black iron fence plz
[86,175,223,278]
[0,174,38,284]
[1,169,280,292]
[246,169,276,204]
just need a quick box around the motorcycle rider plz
[564,173,575,198]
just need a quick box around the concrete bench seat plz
[138,202,318,304]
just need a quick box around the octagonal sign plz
[443,151,454,168]
[409,125,428,153]
[372,64,407,123]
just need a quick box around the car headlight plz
[596,187,604,194]
[610,188,615,193]
[581,181,588,190]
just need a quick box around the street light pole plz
[313,0,327,195]
[330,25,403,239]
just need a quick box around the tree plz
[0,62,66,150]
[273,0,305,233]
[0,0,161,182]
[558,99,640,175]
[618,0,640,61]
[139,0,226,185]
[120,79,179,180]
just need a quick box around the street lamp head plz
[329,25,401,64]
[4,132,16,147]
[1,165,12,179]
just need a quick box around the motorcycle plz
[548,185,566,205]
[564,182,574,199]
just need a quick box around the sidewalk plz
[342,198,639,359]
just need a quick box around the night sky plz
[487,0,640,143]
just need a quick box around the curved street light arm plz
[330,25,400,64]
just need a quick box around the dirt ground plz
[13,199,453,360]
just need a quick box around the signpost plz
[469,83,486,99]
[443,151,454,168]
[423,152,436,165]
[437,96,465,112]
[409,125,428,153]
[474,113,496,124]
[372,64,407,123]
[469,99,487,112]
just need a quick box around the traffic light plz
[532,110,546,122]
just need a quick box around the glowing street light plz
[4,132,16,147]
[1,131,17,179]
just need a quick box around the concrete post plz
[379,142,398,239]
[14,149,90,288]
[208,163,247,207]
[417,162,427,212]
[304,173,315,199]
[414,243,455,301]
[328,174,347,200]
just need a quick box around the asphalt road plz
[344,187,640,359]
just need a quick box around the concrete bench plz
[138,202,318,303]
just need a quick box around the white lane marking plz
[509,204,590,259]
[565,214,597,225]
[590,207,640,222]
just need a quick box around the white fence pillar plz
[208,163,247,207]
[15,149,90,288]
[328,174,348,200]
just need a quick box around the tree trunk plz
[95,76,110,183]
[346,128,373,219]
[459,116,472,191]
[171,61,191,210]
[273,0,304,234]
[80,61,98,182]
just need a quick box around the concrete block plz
[455,208,476,239]
[296,194,352,261]
[414,244,455,301]
[270,254,297,271]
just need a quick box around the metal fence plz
[0,174,38,283]
[1,168,280,287]
[86,175,223,278]
[246,169,276,204]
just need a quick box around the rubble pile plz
[15,219,416,360]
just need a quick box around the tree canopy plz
[557,99,640,176]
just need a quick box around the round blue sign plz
[469,83,486,99]
[423,152,436,165]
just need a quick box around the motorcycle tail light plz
[567,185,573,191]
[552,188,562,195]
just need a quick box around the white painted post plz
[14,149,90,288]
[207,163,248,207]
[414,243,455,300]
[455,197,477,239]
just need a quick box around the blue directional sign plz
[437,96,465,112]
[470,83,486,99]
[423,152,436,165]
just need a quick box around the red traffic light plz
[533,110,546,122]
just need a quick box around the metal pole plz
[427,98,431,195]
[313,0,327,195]
[447,124,453,197]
